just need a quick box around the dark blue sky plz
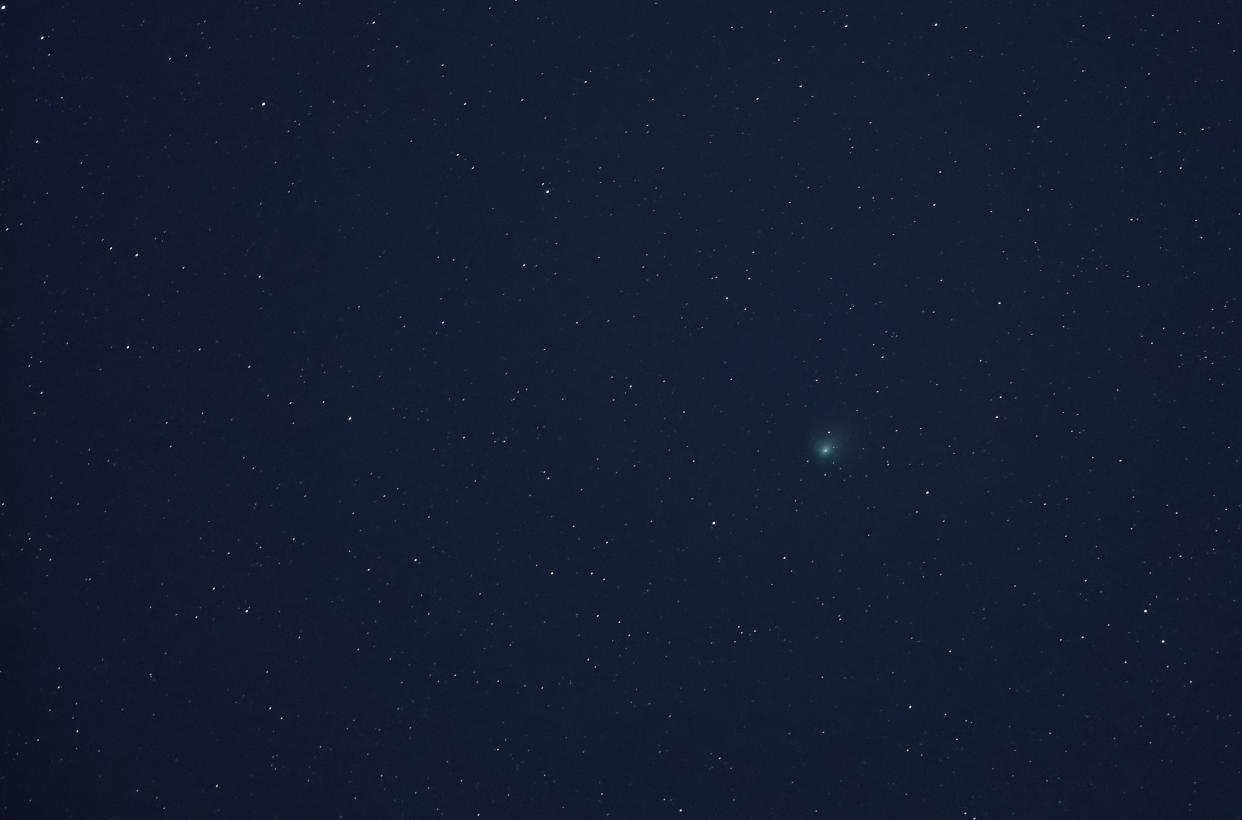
[5,2,1241,817]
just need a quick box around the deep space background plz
[4,1,1242,817]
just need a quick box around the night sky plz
[5,2,1242,817]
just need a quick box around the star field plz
[4,2,1242,818]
